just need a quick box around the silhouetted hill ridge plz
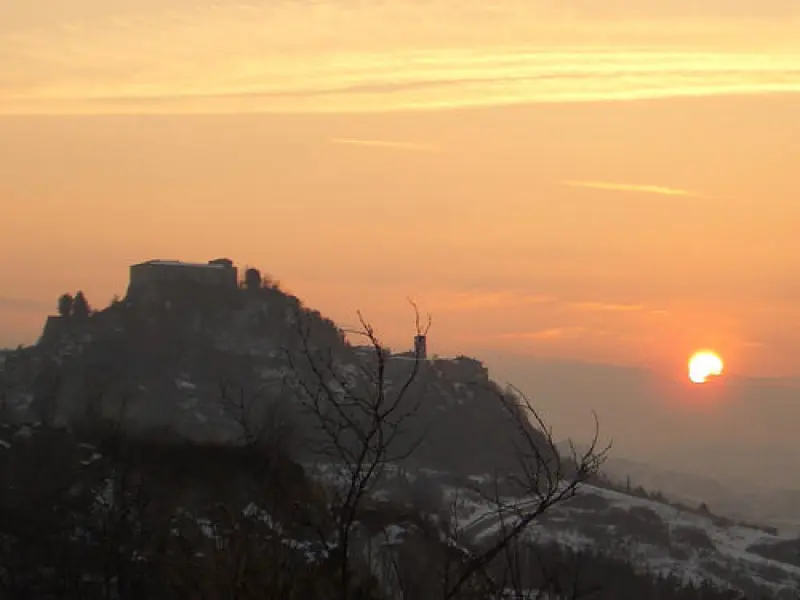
[5,276,551,476]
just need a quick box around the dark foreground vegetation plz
[0,420,762,600]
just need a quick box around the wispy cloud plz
[0,3,799,115]
[329,138,441,153]
[567,301,647,313]
[562,180,708,198]
[492,327,590,341]
[425,290,667,317]
[426,291,555,312]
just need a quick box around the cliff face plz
[39,313,120,348]
[6,283,551,476]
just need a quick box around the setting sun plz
[688,351,724,384]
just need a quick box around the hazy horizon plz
[2,0,799,489]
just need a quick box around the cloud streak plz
[425,290,666,317]
[426,290,555,312]
[0,2,799,114]
[329,138,441,153]
[504,328,585,341]
[562,180,708,198]
[567,301,647,312]
[490,327,593,342]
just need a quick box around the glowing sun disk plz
[688,351,724,384]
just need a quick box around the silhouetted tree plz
[244,267,262,291]
[286,302,609,600]
[286,304,433,600]
[58,293,74,318]
[73,291,90,319]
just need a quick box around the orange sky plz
[1,0,799,382]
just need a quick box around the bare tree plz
[283,301,431,599]
[282,298,608,600]
[442,385,608,599]
[219,379,299,460]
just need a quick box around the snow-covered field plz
[443,481,800,596]
[300,461,800,595]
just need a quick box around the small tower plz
[413,334,427,359]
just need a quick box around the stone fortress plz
[42,256,489,382]
[127,258,238,303]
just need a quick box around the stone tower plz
[414,334,427,359]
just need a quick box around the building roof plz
[132,260,230,270]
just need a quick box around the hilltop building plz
[353,334,427,362]
[354,334,429,361]
[127,258,238,303]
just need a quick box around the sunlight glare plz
[688,350,724,384]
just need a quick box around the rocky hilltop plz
[3,260,550,477]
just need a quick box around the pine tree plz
[72,291,90,319]
[57,293,74,318]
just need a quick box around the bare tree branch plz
[443,385,609,599]
[283,302,431,599]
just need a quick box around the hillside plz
[446,479,800,598]
[300,460,800,598]
[0,419,796,599]
[561,443,800,531]
[1,264,798,598]
[3,270,552,477]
